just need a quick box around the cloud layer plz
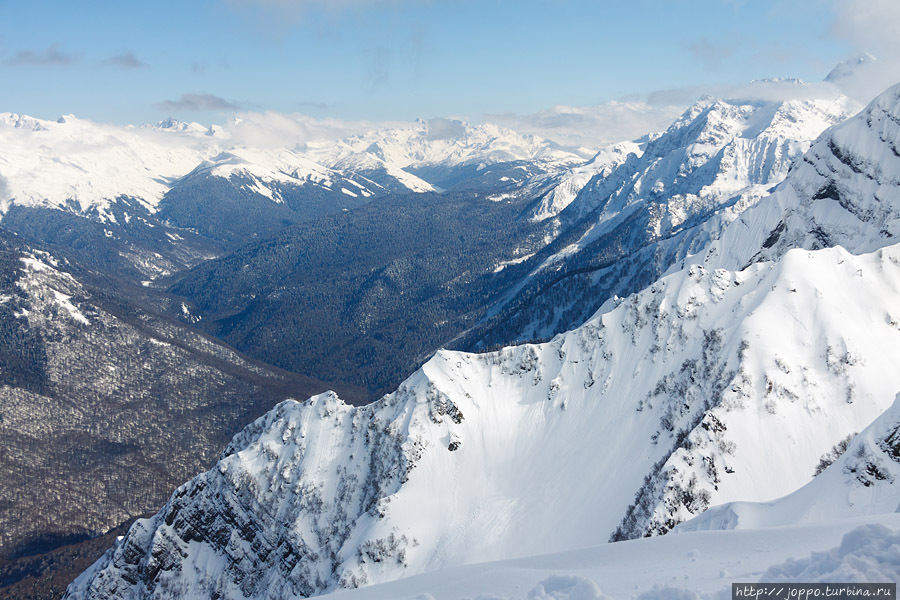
[829,0,900,101]
[155,94,241,113]
[104,52,147,69]
[487,102,687,148]
[5,44,78,66]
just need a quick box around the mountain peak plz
[706,81,900,272]
[825,52,879,83]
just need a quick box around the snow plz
[481,93,857,341]
[14,254,93,326]
[307,119,584,173]
[50,289,90,325]
[679,392,900,534]
[0,112,220,218]
[705,83,900,273]
[561,95,856,235]
[66,235,900,598]
[321,516,900,600]
[528,140,641,221]
[493,252,536,273]
[0,113,587,221]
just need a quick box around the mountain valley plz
[2,67,900,600]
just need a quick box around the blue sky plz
[0,0,895,133]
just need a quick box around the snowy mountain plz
[0,112,587,278]
[304,118,587,196]
[65,84,900,599]
[65,241,900,599]
[308,118,586,175]
[526,139,642,222]
[0,113,582,224]
[463,91,858,348]
[0,113,218,219]
[0,114,225,278]
[705,82,900,270]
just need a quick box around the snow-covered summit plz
[704,82,900,272]
[528,139,642,222]
[149,117,212,136]
[184,147,382,202]
[825,52,878,84]
[531,92,856,227]
[307,118,587,171]
[0,112,220,218]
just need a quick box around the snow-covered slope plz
[0,113,218,219]
[705,83,900,271]
[527,140,641,222]
[311,517,900,599]
[183,147,385,202]
[551,93,856,226]
[64,84,900,600]
[465,92,857,348]
[305,118,586,193]
[679,392,900,533]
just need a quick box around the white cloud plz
[215,110,403,148]
[486,102,687,148]
[832,0,900,60]
[828,0,900,101]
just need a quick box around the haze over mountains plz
[3,61,900,599]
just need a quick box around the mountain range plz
[2,64,900,599]
[57,82,900,599]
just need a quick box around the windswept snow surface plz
[320,516,900,600]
